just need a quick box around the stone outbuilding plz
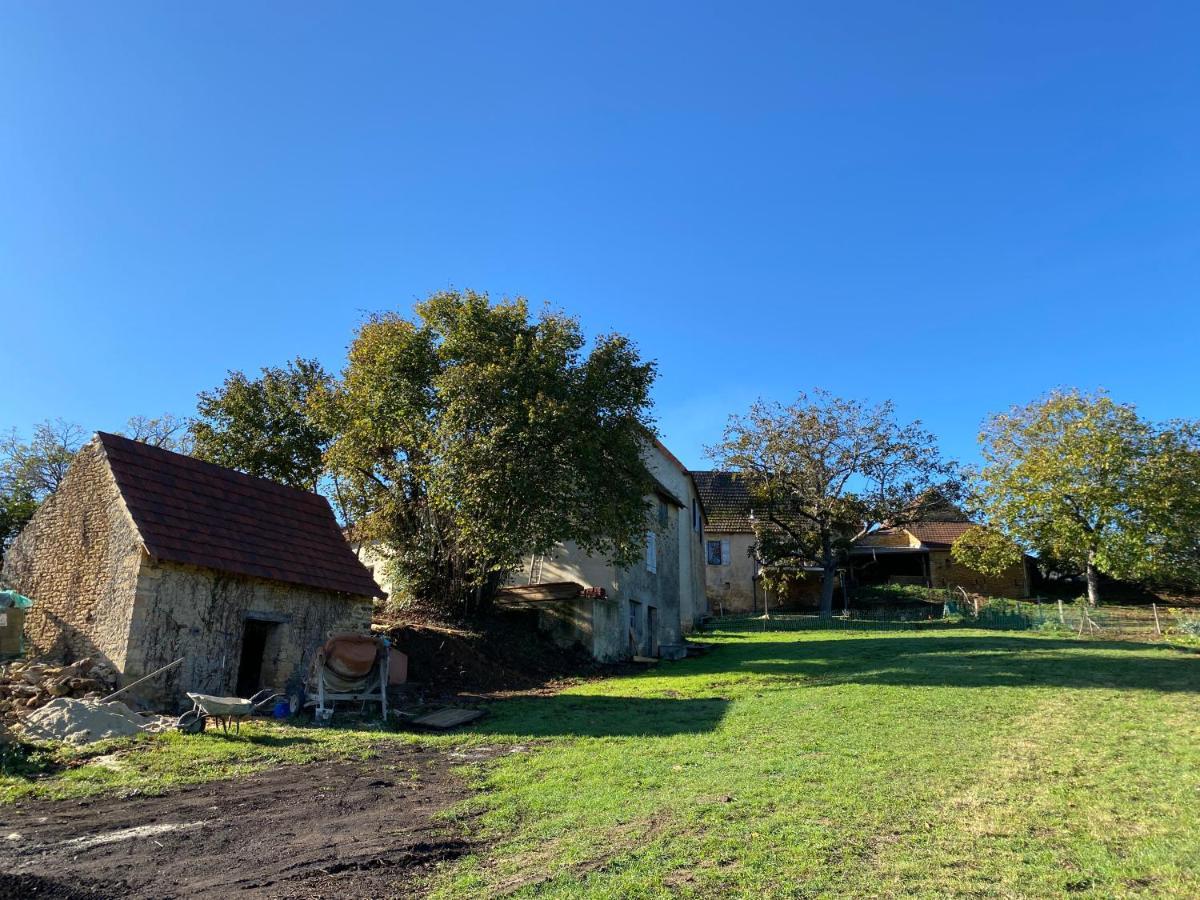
[1,432,380,706]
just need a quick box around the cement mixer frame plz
[305,635,390,721]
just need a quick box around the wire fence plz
[703,596,1200,643]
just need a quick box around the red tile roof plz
[900,521,975,547]
[864,521,975,548]
[97,432,381,598]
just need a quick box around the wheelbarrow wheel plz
[176,710,206,735]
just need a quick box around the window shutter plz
[646,531,657,573]
[721,539,731,567]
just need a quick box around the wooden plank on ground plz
[411,707,486,729]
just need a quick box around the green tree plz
[950,525,1023,577]
[0,419,86,550]
[708,390,958,617]
[969,390,1198,605]
[312,290,656,613]
[191,358,333,491]
[122,413,193,453]
[0,415,194,551]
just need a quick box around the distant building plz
[850,517,1030,598]
[502,438,708,661]
[691,471,822,614]
[692,473,1030,609]
[2,433,380,705]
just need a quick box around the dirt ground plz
[0,742,513,899]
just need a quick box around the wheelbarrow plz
[176,689,282,735]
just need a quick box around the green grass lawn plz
[5,628,1199,898]
[435,628,1200,898]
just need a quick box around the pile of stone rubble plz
[0,656,118,726]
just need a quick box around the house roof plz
[857,521,976,550]
[96,432,381,598]
[690,470,755,533]
[897,521,975,547]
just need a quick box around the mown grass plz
[433,629,1200,898]
[4,629,1198,897]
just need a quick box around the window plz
[658,499,669,527]
[706,539,731,566]
[646,530,657,573]
[692,500,702,533]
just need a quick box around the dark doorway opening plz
[236,619,276,697]
[647,606,659,656]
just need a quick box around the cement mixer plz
[305,633,389,721]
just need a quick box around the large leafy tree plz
[191,358,333,492]
[709,390,958,617]
[312,290,656,613]
[969,390,1199,604]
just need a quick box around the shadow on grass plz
[475,695,730,738]
[703,633,1200,693]
[242,733,319,748]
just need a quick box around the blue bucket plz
[272,698,291,719]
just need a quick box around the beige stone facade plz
[506,439,708,661]
[2,441,143,669]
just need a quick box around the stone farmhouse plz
[502,438,707,660]
[353,436,707,662]
[692,472,1030,612]
[691,471,822,614]
[1,433,380,706]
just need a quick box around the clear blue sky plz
[2,2,1197,469]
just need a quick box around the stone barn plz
[1,432,380,706]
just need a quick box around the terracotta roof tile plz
[691,471,755,533]
[96,432,381,598]
[900,521,975,546]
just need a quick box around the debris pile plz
[18,697,174,745]
[0,656,118,726]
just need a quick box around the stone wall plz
[929,550,1029,598]
[124,558,373,706]
[703,531,757,613]
[0,439,141,669]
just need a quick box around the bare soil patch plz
[382,606,621,699]
[0,743,490,899]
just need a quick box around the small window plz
[706,540,724,566]
[658,499,669,527]
[646,530,657,573]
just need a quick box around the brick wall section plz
[0,440,142,668]
[125,558,373,706]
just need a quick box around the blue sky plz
[2,2,1197,470]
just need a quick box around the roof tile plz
[97,432,381,598]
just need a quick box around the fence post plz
[1057,598,1064,625]
[1152,602,1162,636]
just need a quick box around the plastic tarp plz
[0,590,33,609]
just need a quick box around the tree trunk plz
[1085,554,1101,607]
[819,532,836,618]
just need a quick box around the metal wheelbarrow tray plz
[177,689,280,735]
